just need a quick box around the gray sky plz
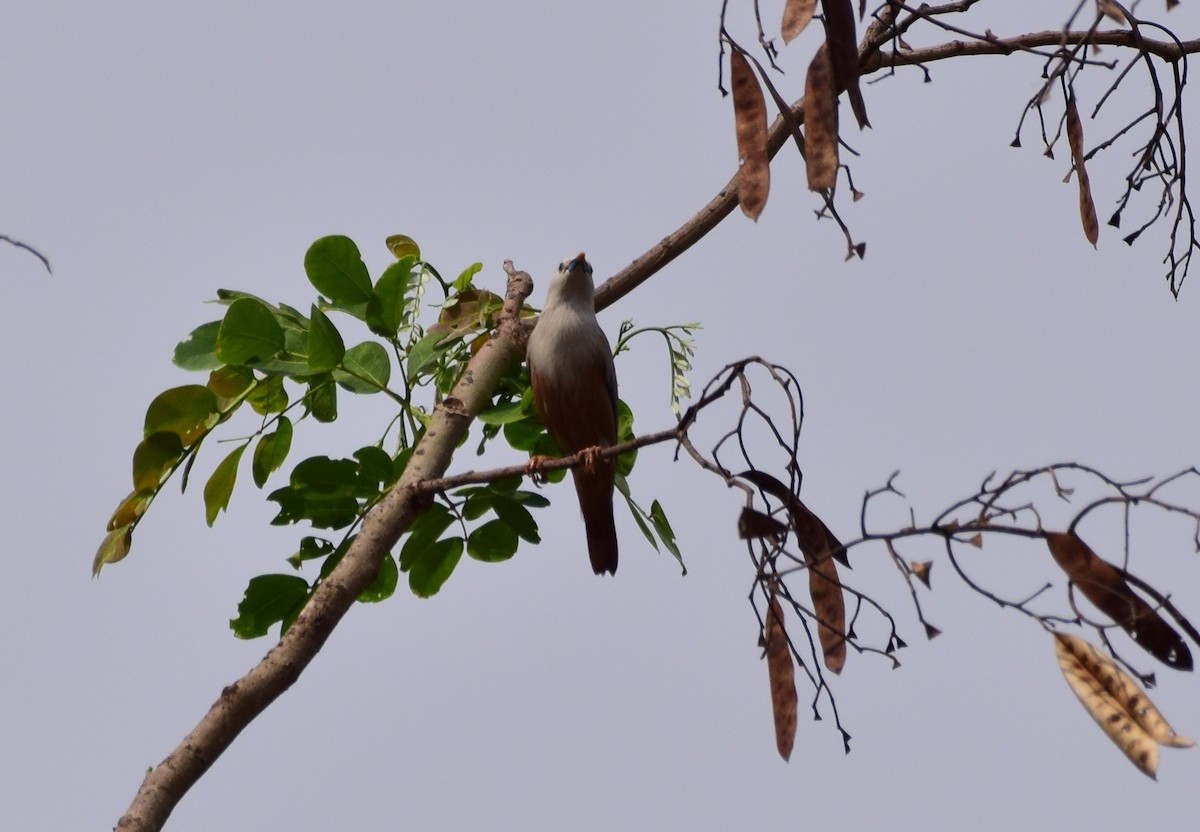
[4,2,1200,829]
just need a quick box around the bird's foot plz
[577,445,605,473]
[525,455,553,486]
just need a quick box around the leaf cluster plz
[97,235,686,638]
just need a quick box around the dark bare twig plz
[0,235,52,274]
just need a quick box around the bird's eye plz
[583,262,593,275]
[558,260,566,272]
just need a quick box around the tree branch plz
[864,29,1200,72]
[596,22,1200,312]
[116,267,534,831]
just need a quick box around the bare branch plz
[0,234,52,274]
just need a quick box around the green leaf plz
[93,525,132,575]
[132,432,185,491]
[407,537,463,598]
[359,553,399,602]
[649,499,684,564]
[452,262,484,292]
[307,304,345,372]
[252,417,293,487]
[215,288,273,306]
[173,321,223,371]
[405,331,451,384]
[467,519,519,562]
[204,444,247,526]
[144,385,220,446]
[386,234,421,261]
[616,475,659,552]
[208,365,256,402]
[247,375,288,415]
[507,489,551,509]
[366,256,417,338]
[275,302,310,328]
[616,399,637,477]
[503,419,546,452]
[477,400,528,426]
[291,456,370,494]
[354,446,394,487]
[264,455,379,528]
[491,497,540,543]
[230,574,311,639]
[216,297,285,366]
[307,375,338,422]
[489,474,523,493]
[304,235,372,305]
[287,536,335,568]
[333,342,391,394]
[253,324,310,377]
[461,493,493,521]
[399,504,455,571]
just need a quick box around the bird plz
[526,252,619,575]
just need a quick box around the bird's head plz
[557,252,592,278]
[546,252,596,307]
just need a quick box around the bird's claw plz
[577,445,605,473]
[526,455,552,486]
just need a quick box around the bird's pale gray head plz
[557,252,592,277]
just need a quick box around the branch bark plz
[863,29,1200,70]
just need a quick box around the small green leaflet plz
[173,321,223,370]
[307,304,345,372]
[204,443,248,526]
[334,342,391,393]
[216,298,285,366]
[304,235,372,305]
[252,417,293,487]
[230,574,311,639]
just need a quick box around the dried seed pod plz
[730,49,770,220]
[763,591,798,760]
[781,0,817,43]
[805,43,839,191]
[1045,531,1192,670]
[1054,633,1195,779]
[1065,92,1099,247]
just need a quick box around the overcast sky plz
[4,2,1200,830]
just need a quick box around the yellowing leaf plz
[1054,633,1195,779]
[386,234,421,261]
[204,444,248,526]
[131,432,185,492]
[730,49,770,220]
[763,591,798,760]
[93,525,132,576]
[781,0,816,43]
[107,490,153,532]
[143,385,220,447]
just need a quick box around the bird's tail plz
[573,466,618,575]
